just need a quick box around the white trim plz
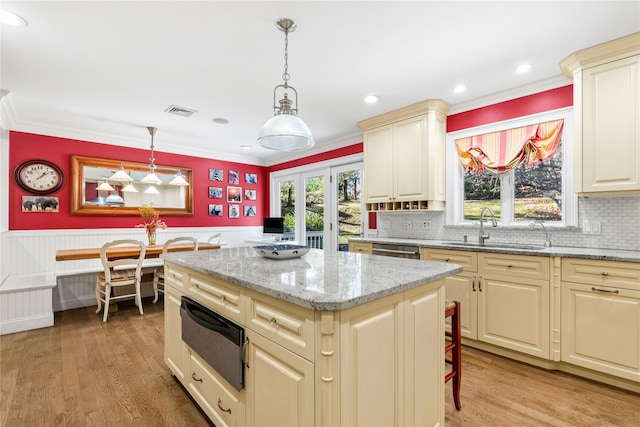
[445,107,576,228]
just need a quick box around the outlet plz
[403,220,413,230]
[583,221,602,235]
[422,220,431,230]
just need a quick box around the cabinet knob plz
[445,258,450,262]
[601,271,609,276]
[269,317,278,326]
[219,294,226,302]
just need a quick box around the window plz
[446,108,576,227]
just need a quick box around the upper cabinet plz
[560,32,640,195]
[358,99,450,211]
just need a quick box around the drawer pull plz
[191,372,203,383]
[269,317,278,326]
[591,287,619,294]
[219,294,226,302]
[445,258,450,262]
[193,283,199,288]
[507,265,513,268]
[217,398,232,414]
[601,271,609,276]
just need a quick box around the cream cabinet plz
[164,261,447,426]
[358,99,450,211]
[423,248,551,359]
[348,241,372,254]
[560,32,640,195]
[561,258,640,382]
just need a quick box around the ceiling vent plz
[165,105,197,117]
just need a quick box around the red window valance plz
[455,119,564,174]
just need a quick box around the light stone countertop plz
[161,247,462,311]
[350,238,640,263]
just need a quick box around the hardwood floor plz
[1,299,638,426]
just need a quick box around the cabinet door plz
[477,275,550,359]
[164,284,187,381]
[394,116,428,201]
[562,282,640,382]
[444,272,478,340]
[340,294,401,427]
[245,330,314,427]
[364,124,394,202]
[581,55,640,193]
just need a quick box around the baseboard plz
[0,313,54,335]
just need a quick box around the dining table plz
[55,242,220,262]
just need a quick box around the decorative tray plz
[254,244,310,260]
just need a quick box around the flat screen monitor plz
[263,217,285,240]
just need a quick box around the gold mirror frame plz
[71,155,194,216]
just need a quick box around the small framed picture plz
[209,169,223,181]
[22,196,60,212]
[229,170,239,184]
[245,173,257,184]
[229,204,240,218]
[244,189,257,200]
[208,187,223,199]
[209,204,223,216]
[227,186,242,203]
[244,205,256,216]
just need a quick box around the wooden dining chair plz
[152,237,199,303]
[95,239,146,322]
[207,232,222,244]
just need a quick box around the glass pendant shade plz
[121,183,138,193]
[169,171,189,186]
[105,192,124,204]
[97,181,116,191]
[141,172,163,185]
[144,185,160,195]
[109,165,133,181]
[258,114,315,151]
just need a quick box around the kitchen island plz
[161,247,462,427]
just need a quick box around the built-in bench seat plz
[0,273,56,335]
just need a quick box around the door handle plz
[478,275,483,292]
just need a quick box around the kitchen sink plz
[441,241,546,251]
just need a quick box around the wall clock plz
[14,159,65,195]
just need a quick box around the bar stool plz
[445,300,462,410]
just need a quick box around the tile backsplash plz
[374,196,639,251]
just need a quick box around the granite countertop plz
[350,237,640,263]
[161,247,462,311]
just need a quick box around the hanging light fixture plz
[144,185,160,195]
[96,180,116,192]
[257,18,314,151]
[121,182,138,193]
[109,163,133,182]
[169,170,189,186]
[141,127,163,185]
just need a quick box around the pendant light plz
[257,18,314,151]
[170,170,189,186]
[97,180,115,191]
[144,185,160,195]
[141,127,163,185]
[109,163,133,182]
[121,182,138,193]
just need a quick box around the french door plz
[271,160,364,251]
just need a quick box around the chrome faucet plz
[531,221,552,247]
[479,206,498,245]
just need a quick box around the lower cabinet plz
[244,330,315,427]
[561,258,640,382]
[423,249,551,359]
[164,284,187,381]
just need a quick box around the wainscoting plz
[0,226,262,335]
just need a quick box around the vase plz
[148,231,156,246]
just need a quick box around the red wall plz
[9,132,269,230]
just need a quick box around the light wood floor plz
[1,299,639,427]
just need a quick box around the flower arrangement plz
[135,206,167,245]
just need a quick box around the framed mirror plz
[71,155,194,216]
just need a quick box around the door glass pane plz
[279,180,296,241]
[463,169,501,221]
[337,168,362,251]
[513,140,563,222]
[305,175,324,248]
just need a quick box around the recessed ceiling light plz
[516,63,532,74]
[0,9,28,27]
[212,118,229,124]
[240,145,252,150]
[363,95,379,104]
[453,84,466,94]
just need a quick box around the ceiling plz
[2,1,639,166]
